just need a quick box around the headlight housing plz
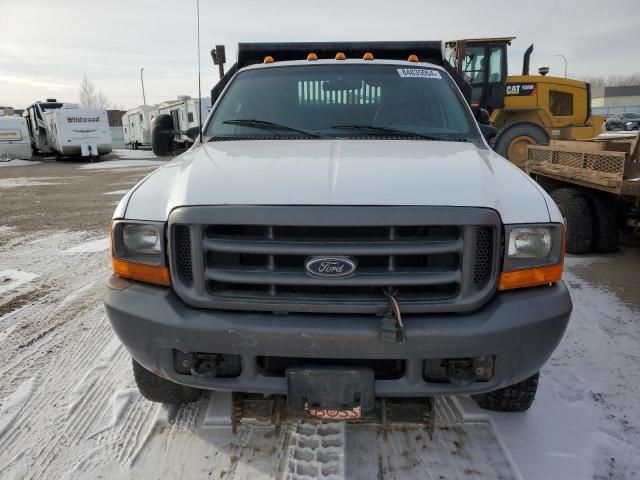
[111,220,170,286]
[499,224,564,290]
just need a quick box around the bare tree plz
[78,75,109,108]
[579,72,640,87]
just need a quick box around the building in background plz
[592,86,640,116]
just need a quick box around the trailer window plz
[188,112,194,122]
[550,90,573,116]
[207,64,477,140]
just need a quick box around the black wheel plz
[132,359,201,404]
[584,191,619,253]
[494,122,550,168]
[54,151,62,161]
[550,188,593,254]
[472,372,539,412]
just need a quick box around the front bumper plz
[104,277,572,396]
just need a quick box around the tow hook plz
[446,359,475,386]
[381,289,405,343]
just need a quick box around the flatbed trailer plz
[527,132,640,254]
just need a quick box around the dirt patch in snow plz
[0,288,49,318]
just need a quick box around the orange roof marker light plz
[263,55,274,64]
[407,54,419,62]
[363,52,374,61]
[335,52,346,60]
[307,52,318,61]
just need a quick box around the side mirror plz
[186,126,201,142]
[479,124,498,143]
[151,114,175,157]
[472,107,491,126]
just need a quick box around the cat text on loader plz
[446,38,604,167]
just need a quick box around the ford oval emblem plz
[305,256,357,278]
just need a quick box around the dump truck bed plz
[527,132,640,196]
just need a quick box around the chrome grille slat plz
[205,268,461,287]
[168,206,501,314]
[201,238,464,256]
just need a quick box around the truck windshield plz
[206,64,478,140]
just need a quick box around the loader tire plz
[472,372,539,412]
[584,191,619,253]
[151,114,175,157]
[132,359,201,404]
[550,188,593,254]
[494,122,549,167]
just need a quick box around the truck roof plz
[239,58,446,72]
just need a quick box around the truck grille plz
[168,206,500,314]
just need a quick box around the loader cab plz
[446,38,512,112]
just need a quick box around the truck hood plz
[119,140,555,224]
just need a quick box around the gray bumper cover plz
[104,278,572,396]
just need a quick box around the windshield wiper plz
[222,119,323,138]
[329,124,469,142]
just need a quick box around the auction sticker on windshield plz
[397,68,442,79]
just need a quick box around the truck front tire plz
[550,188,593,254]
[472,372,539,412]
[584,191,619,253]
[132,359,201,404]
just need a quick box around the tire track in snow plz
[0,230,125,479]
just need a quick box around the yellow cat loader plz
[446,38,604,166]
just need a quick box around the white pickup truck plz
[105,42,572,420]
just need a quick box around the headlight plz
[508,227,552,259]
[499,224,564,290]
[111,221,170,286]
[123,224,161,255]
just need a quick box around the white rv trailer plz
[0,114,33,161]
[122,105,156,149]
[43,107,112,159]
[23,99,64,153]
[155,96,211,146]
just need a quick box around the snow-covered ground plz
[0,159,41,168]
[0,224,638,479]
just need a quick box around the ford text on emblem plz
[305,257,357,278]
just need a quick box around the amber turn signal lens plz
[407,54,419,62]
[498,264,563,291]
[363,52,374,60]
[335,52,346,60]
[112,258,171,286]
[263,55,274,64]
[307,52,318,61]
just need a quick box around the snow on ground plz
[0,159,41,168]
[79,149,167,170]
[0,230,638,479]
[103,190,128,195]
[0,270,39,295]
[80,160,165,170]
[0,177,64,188]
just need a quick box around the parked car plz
[105,42,572,420]
[606,112,640,131]
[623,119,640,131]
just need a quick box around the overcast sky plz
[1,0,638,110]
